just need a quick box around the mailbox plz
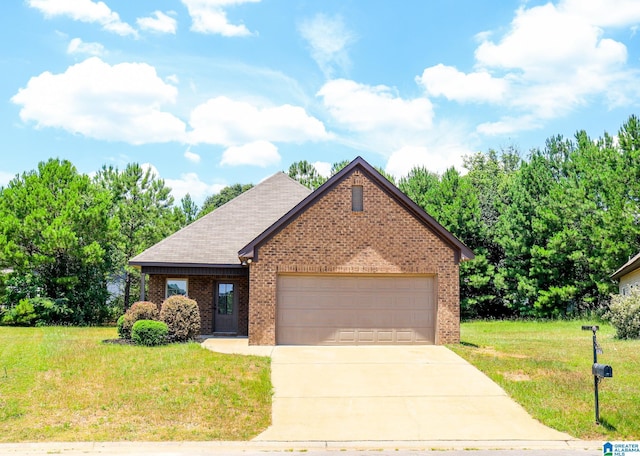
[592,363,613,378]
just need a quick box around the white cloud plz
[181,0,260,37]
[559,0,640,28]
[312,161,332,178]
[166,74,180,84]
[141,163,223,204]
[137,11,177,34]
[476,115,542,136]
[474,3,627,79]
[420,0,638,136]
[417,64,508,103]
[28,0,137,37]
[317,78,471,174]
[318,79,433,132]
[188,96,329,145]
[11,57,186,144]
[67,38,105,56]
[298,13,355,78]
[385,145,466,179]
[166,173,225,204]
[220,140,280,167]
[184,149,201,163]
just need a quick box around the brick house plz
[130,157,474,345]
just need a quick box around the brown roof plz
[239,156,475,262]
[129,172,312,267]
[611,251,640,280]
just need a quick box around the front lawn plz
[449,320,640,440]
[0,327,271,442]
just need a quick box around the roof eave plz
[611,252,640,280]
[128,261,243,269]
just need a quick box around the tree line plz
[1,115,639,323]
[398,116,640,318]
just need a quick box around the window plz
[217,283,234,315]
[352,185,363,212]
[166,278,188,297]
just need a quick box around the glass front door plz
[214,282,238,333]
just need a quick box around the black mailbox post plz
[582,325,612,425]
[592,363,613,379]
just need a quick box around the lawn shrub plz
[160,295,201,342]
[1,297,73,326]
[131,320,168,346]
[606,292,640,339]
[33,297,73,325]
[1,298,37,326]
[116,315,126,338]
[120,301,159,339]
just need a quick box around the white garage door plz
[276,275,436,345]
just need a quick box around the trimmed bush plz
[160,295,201,342]
[116,315,126,338]
[606,292,640,339]
[131,320,168,346]
[120,301,159,339]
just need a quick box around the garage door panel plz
[277,275,436,345]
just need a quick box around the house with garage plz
[611,251,640,296]
[129,157,474,345]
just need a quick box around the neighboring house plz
[611,252,640,296]
[129,157,474,345]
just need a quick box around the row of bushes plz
[117,296,201,346]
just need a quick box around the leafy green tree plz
[96,163,179,310]
[495,129,636,317]
[400,166,495,317]
[288,160,326,189]
[198,183,254,218]
[461,149,521,317]
[179,193,198,226]
[495,142,565,316]
[0,159,114,323]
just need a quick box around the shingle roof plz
[129,172,312,267]
[611,251,640,280]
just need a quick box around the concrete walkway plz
[201,340,575,443]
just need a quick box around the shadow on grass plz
[460,341,479,348]
[598,417,617,431]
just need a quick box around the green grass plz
[0,326,272,442]
[449,320,640,440]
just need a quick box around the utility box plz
[592,363,613,378]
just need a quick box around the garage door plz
[276,275,436,345]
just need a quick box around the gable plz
[239,157,473,264]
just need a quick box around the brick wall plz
[147,274,249,336]
[249,169,461,345]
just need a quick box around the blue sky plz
[2,0,640,205]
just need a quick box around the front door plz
[214,282,238,333]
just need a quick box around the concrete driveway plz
[251,345,574,442]
[201,340,575,442]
